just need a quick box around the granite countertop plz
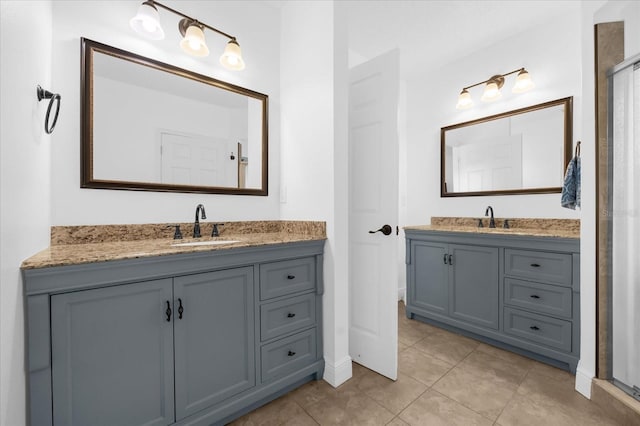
[404,217,580,239]
[21,221,326,270]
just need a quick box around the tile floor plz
[230,303,620,425]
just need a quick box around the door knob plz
[369,225,393,235]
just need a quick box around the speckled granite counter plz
[21,221,326,269]
[405,217,579,239]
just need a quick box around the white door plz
[348,50,399,380]
[160,132,238,187]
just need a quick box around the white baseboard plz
[323,355,352,388]
[398,287,406,303]
[575,364,593,398]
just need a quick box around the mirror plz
[81,38,268,195]
[441,97,572,197]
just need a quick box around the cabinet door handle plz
[448,254,453,265]
[287,274,295,280]
[530,294,540,299]
[178,298,184,319]
[530,263,541,268]
[165,301,172,322]
[287,350,296,357]
[530,325,540,331]
[443,254,448,264]
[287,312,296,318]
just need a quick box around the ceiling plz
[269,0,581,79]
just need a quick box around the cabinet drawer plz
[504,278,572,318]
[261,293,316,341]
[504,307,572,352]
[260,257,316,300]
[504,249,572,286]
[261,329,316,382]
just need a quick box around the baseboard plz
[575,364,593,398]
[397,287,406,303]
[322,355,352,388]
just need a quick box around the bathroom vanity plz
[405,219,580,372]
[22,222,325,426]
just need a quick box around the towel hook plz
[575,140,581,157]
[37,85,61,134]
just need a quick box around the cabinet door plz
[449,244,499,329]
[173,267,255,420]
[51,279,174,426]
[409,241,449,315]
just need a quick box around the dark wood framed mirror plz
[441,96,572,197]
[81,38,268,195]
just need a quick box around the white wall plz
[50,0,281,225]
[0,2,53,425]
[405,11,583,226]
[279,0,351,387]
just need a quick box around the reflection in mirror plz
[82,38,268,195]
[441,97,572,197]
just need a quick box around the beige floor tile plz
[398,347,453,386]
[398,389,493,426]
[287,378,338,410]
[398,322,430,346]
[412,328,480,365]
[356,371,428,414]
[458,348,531,387]
[475,343,536,367]
[305,386,395,426]
[228,395,318,426]
[497,391,621,426]
[398,341,409,354]
[432,365,517,421]
[386,417,409,426]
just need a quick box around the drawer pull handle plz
[530,263,541,268]
[443,254,448,264]
[165,301,172,322]
[287,312,296,318]
[178,298,184,319]
[530,325,540,331]
[530,295,540,299]
[448,254,453,265]
[287,275,295,280]
[287,350,296,357]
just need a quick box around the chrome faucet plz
[193,204,207,238]
[485,206,496,228]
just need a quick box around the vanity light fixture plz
[130,0,245,70]
[456,67,534,109]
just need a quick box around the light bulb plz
[512,69,535,93]
[220,39,245,71]
[180,24,209,57]
[481,81,502,102]
[456,89,473,110]
[130,2,164,40]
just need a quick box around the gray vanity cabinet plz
[406,229,580,372]
[409,242,499,330]
[173,267,255,420]
[51,279,175,426]
[23,240,325,426]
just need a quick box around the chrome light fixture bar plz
[456,67,534,109]
[130,0,245,70]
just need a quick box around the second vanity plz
[22,221,326,426]
[405,217,580,373]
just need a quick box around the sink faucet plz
[485,206,496,228]
[193,204,207,238]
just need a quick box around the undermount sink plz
[171,240,240,247]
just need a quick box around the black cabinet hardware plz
[443,254,448,264]
[530,295,540,299]
[166,301,172,322]
[178,298,184,319]
[287,275,295,280]
[369,224,393,235]
[287,350,296,357]
[287,312,296,318]
[530,325,540,331]
[448,254,453,265]
[530,263,541,268]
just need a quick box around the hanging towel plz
[561,156,581,209]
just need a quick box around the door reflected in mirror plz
[82,38,268,195]
[441,97,572,197]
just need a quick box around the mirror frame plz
[81,38,269,195]
[440,96,573,197]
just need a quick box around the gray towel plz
[561,156,581,209]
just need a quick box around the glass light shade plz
[220,40,245,71]
[130,2,165,40]
[180,25,209,57]
[481,81,502,102]
[456,89,473,109]
[512,69,535,93]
